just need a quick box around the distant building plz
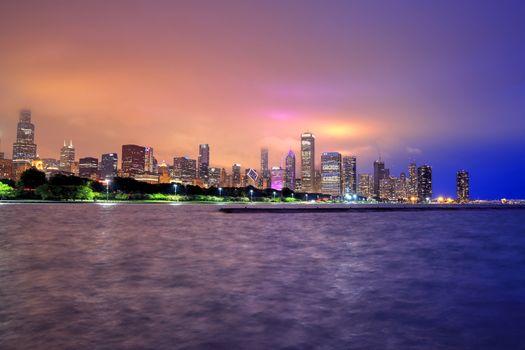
[314,170,322,193]
[173,156,197,184]
[122,144,145,177]
[100,153,118,180]
[208,167,221,188]
[271,166,284,191]
[245,168,259,187]
[395,172,408,201]
[321,152,342,197]
[232,164,241,187]
[198,144,210,183]
[408,162,418,199]
[300,132,315,192]
[456,170,469,203]
[12,110,37,178]
[144,147,155,174]
[158,161,171,184]
[342,155,357,195]
[358,174,373,198]
[284,150,296,190]
[59,140,76,173]
[380,176,397,202]
[0,158,13,180]
[373,160,389,198]
[260,148,270,187]
[417,165,432,202]
[79,157,99,179]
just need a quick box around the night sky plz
[0,1,524,199]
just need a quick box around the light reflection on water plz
[1,203,525,349]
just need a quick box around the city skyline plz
[1,1,524,199]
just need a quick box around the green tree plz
[0,182,15,199]
[19,168,47,189]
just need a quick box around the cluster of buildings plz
[0,110,470,202]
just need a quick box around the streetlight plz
[219,187,222,197]
[250,189,254,201]
[305,193,308,201]
[106,179,111,201]
[173,183,178,195]
[273,191,276,200]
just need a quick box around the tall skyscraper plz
[208,167,221,188]
[100,153,118,179]
[12,110,37,178]
[300,132,315,192]
[232,163,241,187]
[59,140,76,173]
[122,144,146,177]
[173,156,197,184]
[456,170,469,203]
[321,152,342,197]
[198,144,210,182]
[373,160,389,198]
[417,165,432,202]
[271,166,284,191]
[408,162,418,199]
[284,149,296,190]
[260,148,269,187]
[358,173,373,198]
[342,155,357,195]
[79,157,99,179]
[144,147,155,174]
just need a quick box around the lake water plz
[1,203,525,349]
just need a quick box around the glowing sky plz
[0,1,524,198]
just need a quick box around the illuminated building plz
[379,176,397,201]
[71,161,79,176]
[245,168,259,187]
[358,173,372,198]
[158,161,171,184]
[198,144,210,182]
[134,173,159,184]
[456,170,469,203]
[100,153,118,179]
[314,170,322,193]
[208,167,221,187]
[271,166,284,191]
[232,163,241,187]
[284,149,296,190]
[31,158,44,171]
[408,162,418,198]
[295,178,302,192]
[342,155,357,195]
[12,110,37,178]
[373,160,389,198]
[144,147,155,174]
[300,132,315,192]
[59,140,76,173]
[417,165,432,202]
[260,148,270,187]
[220,168,228,187]
[173,156,197,184]
[395,172,408,201]
[0,158,13,180]
[321,152,342,197]
[122,144,146,177]
[79,157,99,179]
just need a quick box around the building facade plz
[321,152,342,197]
[198,144,210,183]
[342,155,357,195]
[271,166,284,191]
[122,144,146,177]
[100,153,118,179]
[300,132,315,192]
[260,148,270,187]
[12,110,37,178]
[173,156,197,184]
[456,170,469,203]
[284,150,296,190]
[358,173,373,198]
[59,140,76,173]
[79,157,99,179]
[417,165,432,202]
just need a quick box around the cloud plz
[406,146,422,154]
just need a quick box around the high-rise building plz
[244,168,259,187]
[198,144,210,182]
[79,157,99,179]
[300,132,315,192]
[122,144,146,177]
[342,155,357,195]
[321,152,342,197]
[100,153,118,180]
[456,170,469,203]
[373,160,388,198]
[208,167,221,188]
[395,172,408,201]
[12,110,37,178]
[260,148,270,183]
[232,164,241,187]
[358,173,373,198]
[408,162,418,199]
[417,165,432,202]
[59,140,76,173]
[144,147,155,174]
[284,150,296,190]
[271,166,284,191]
[173,156,197,184]
[158,161,171,184]
[0,158,13,180]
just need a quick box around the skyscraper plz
[173,156,197,184]
[408,162,418,199]
[198,144,210,182]
[59,140,76,173]
[284,149,296,190]
[358,173,373,198]
[456,170,469,203]
[0,158,13,180]
[300,132,315,192]
[342,155,357,195]
[232,163,241,187]
[100,153,118,179]
[321,152,342,197]
[79,157,99,179]
[373,160,387,198]
[260,148,269,187]
[208,167,221,188]
[122,144,146,177]
[12,110,37,178]
[417,165,432,202]
[144,147,155,174]
[271,166,284,191]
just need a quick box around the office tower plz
[417,165,432,202]
[380,176,397,202]
[208,167,221,188]
[59,140,76,173]
[284,149,296,190]
[158,161,171,184]
[373,160,388,198]
[456,170,469,203]
[408,162,418,199]
[198,144,210,182]
[395,172,408,201]
[0,158,13,180]
[358,173,373,198]
[122,144,146,177]
[220,168,228,187]
[100,153,118,179]
[144,147,155,174]
[12,109,37,164]
[321,152,342,197]
[232,163,241,187]
[342,155,357,195]
[173,156,197,184]
[300,132,315,192]
[271,166,284,191]
[314,170,322,193]
[79,157,99,179]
